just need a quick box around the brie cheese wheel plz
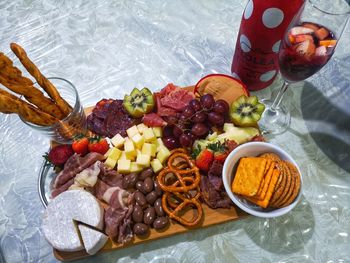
[42,190,104,252]
[78,225,108,255]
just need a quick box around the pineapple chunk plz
[157,146,170,163]
[223,123,234,132]
[110,133,125,148]
[136,153,151,167]
[151,159,163,173]
[142,143,157,157]
[126,125,139,138]
[130,162,143,173]
[108,147,122,160]
[117,159,131,174]
[124,140,136,159]
[206,132,218,141]
[105,157,117,169]
[143,128,156,142]
[131,133,144,149]
[152,127,163,138]
[137,123,148,134]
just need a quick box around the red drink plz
[279,22,337,82]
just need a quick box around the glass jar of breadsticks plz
[20,77,87,143]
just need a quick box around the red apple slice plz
[294,34,313,44]
[194,74,249,105]
[314,27,329,40]
[296,39,316,58]
[290,26,314,36]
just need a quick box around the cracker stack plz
[231,153,301,209]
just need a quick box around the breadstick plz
[10,43,72,116]
[0,89,58,126]
[0,55,65,119]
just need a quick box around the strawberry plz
[72,135,89,155]
[88,136,109,155]
[213,152,228,164]
[46,144,74,166]
[195,149,214,171]
[207,141,229,164]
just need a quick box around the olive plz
[143,207,156,225]
[122,172,138,189]
[154,198,165,217]
[154,180,163,196]
[134,191,147,207]
[143,177,154,193]
[132,204,144,223]
[145,191,158,205]
[136,181,147,194]
[133,223,149,236]
[153,217,169,230]
[139,168,153,181]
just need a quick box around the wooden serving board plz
[52,83,249,261]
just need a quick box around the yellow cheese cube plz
[143,128,156,142]
[142,143,157,157]
[156,146,170,163]
[105,157,117,169]
[151,159,163,173]
[130,162,143,173]
[156,138,165,152]
[131,133,144,149]
[119,151,127,160]
[136,153,151,167]
[126,125,139,138]
[152,127,163,138]
[108,147,122,160]
[104,148,112,159]
[124,140,136,159]
[117,159,131,174]
[110,133,125,148]
[137,123,148,134]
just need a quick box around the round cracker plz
[259,153,281,162]
[280,162,301,207]
[269,161,287,206]
[269,161,291,207]
[273,161,295,207]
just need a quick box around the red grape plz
[192,112,207,123]
[189,99,202,112]
[200,94,215,109]
[163,116,178,125]
[208,112,225,126]
[173,125,184,138]
[182,106,195,118]
[213,100,229,114]
[179,132,193,148]
[191,123,209,137]
[162,137,179,150]
[163,125,173,137]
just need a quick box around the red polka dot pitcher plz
[231,0,305,91]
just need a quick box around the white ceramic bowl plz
[222,142,303,218]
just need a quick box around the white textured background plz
[0,1,349,262]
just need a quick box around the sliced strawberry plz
[302,22,319,31]
[296,40,316,58]
[315,46,327,56]
[290,26,314,36]
[294,34,313,44]
[314,27,329,40]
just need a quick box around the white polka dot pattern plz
[262,8,284,29]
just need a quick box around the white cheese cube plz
[117,159,131,174]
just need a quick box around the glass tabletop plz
[0,1,349,262]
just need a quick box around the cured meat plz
[104,205,133,243]
[142,113,167,127]
[87,99,137,138]
[52,152,104,190]
[93,179,110,200]
[99,162,124,188]
[156,83,195,117]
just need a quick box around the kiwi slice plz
[229,95,265,127]
[123,87,155,118]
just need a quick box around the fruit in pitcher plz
[123,87,155,118]
[229,95,265,127]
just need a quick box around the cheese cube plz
[156,146,170,163]
[104,157,117,169]
[124,140,136,159]
[156,138,164,152]
[136,153,151,167]
[142,143,157,157]
[117,159,131,174]
[119,151,127,160]
[143,128,156,142]
[126,125,139,138]
[137,123,148,134]
[103,148,112,159]
[130,162,143,173]
[151,159,163,173]
[131,133,144,149]
[108,147,122,160]
[152,127,163,138]
[110,133,125,148]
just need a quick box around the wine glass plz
[259,0,350,134]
